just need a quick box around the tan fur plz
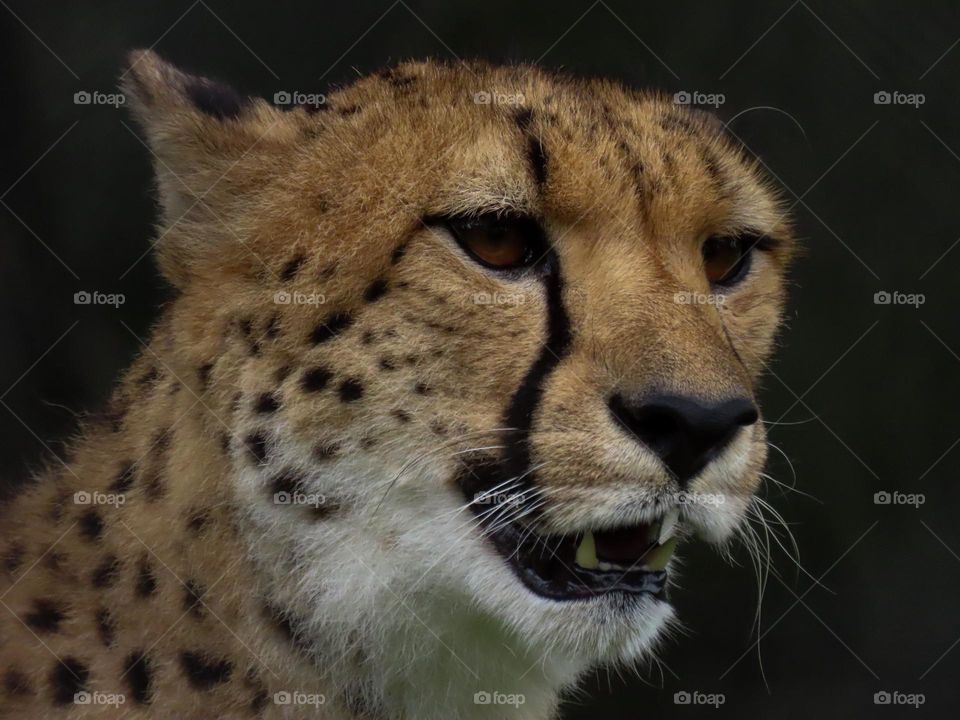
[0,51,793,719]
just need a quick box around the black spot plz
[363,278,388,303]
[25,598,65,633]
[361,330,376,345]
[251,686,269,713]
[253,393,280,414]
[274,365,292,383]
[392,409,412,424]
[378,357,396,371]
[338,379,364,403]
[110,462,136,494]
[184,77,249,121]
[515,109,547,186]
[136,556,157,597]
[3,668,32,696]
[187,509,210,534]
[183,580,205,619]
[360,435,377,450]
[269,469,302,498]
[245,432,269,465]
[219,432,231,454]
[391,241,409,265]
[430,420,448,437]
[78,509,104,542]
[137,366,160,386]
[313,443,340,460]
[179,651,232,690]
[265,314,281,339]
[95,607,115,647]
[3,544,24,575]
[238,317,253,337]
[91,555,121,588]
[301,366,332,392]
[280,253,306,281]
[197,363,213,389]
[262,603,314,656]
[310,312,353,345]
[49,657,89,705]
[124,652,153,704]
[143,469,165,501]
[337,104,360,116]
[414,382,432,396]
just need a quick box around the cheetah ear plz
[121,50,299,286]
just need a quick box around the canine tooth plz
[642,537,677,572]
[658,508,680,544]
[575,531,599,570]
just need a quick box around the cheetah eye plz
[702,235,759,287]
[443,214,547,271]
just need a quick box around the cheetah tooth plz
[575,530,599,570]
[658,508,680,545]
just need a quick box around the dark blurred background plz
[2,1,958,716]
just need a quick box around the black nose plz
[609,393,758,486]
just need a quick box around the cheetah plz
[0,50,794,719]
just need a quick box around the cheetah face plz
[127,52,793,670]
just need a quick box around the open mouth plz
[470,494,681,602]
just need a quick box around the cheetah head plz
[125,51,793,702]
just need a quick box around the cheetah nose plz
[608,393,758,487]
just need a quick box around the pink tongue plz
[593,525,656,563]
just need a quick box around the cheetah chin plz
[0,50,793,720]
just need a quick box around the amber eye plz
[702,235,753,287]
[444,214,546,271]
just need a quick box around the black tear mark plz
[338,379,364,403]
[245,432,269,465]
[78,509,104,542]
[124,652,153,704]
[91,555,121,588]
[3,668,32,696]
[363,278,388,303]
[136,556,157,597]
[183,580,205,619]
[50,657,89,705]
[179,651,233,690]
[280,253,306,281]
[301,366,332,392]
[310,312,353,345]
[515,109,547,186]
[184,77,250,121]
[110,462,135,494]
[96,606,116,647]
